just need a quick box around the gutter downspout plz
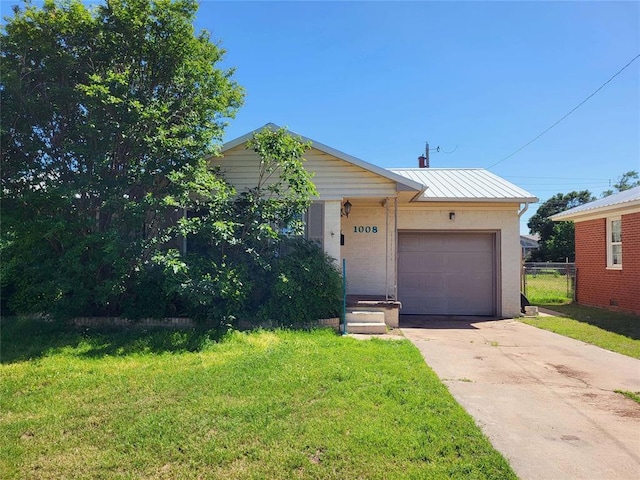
[518,202,530,218]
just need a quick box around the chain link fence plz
[522,262,576,305]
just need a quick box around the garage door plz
[398,232,496,315]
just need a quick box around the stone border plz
[72,316,341,331]
[72,317,196,328]
[236,317,340,331]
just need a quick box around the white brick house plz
[209,125,537,320]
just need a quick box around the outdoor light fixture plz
[341,199,352,218]
[449,212,455,220]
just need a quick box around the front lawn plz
[0,319,515,479]
[521,304,640,359]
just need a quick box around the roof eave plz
[417,196,538,203]
[551,200,640,222]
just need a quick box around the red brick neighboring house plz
[551,186,640,315]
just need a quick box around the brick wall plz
[341,205,391,296]
[575,212,640,314]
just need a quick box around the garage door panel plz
[399,235,428,251]
[423,295,447,311]
[399,254,446,272]
[424,277,446,295]
[398,233,496,315]
[419,255,446,271]
[447,253,481,271]
[459,256,490,266]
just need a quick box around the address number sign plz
[353,226,378,233]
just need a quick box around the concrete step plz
[346,310,385,322]
[346,311,387,334]
[346,304,400,328]
[346,322,387,334]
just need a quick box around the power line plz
[501,175,609,180]
[486,53,640,170]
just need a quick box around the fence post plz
[565,258,569,298]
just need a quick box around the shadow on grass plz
[540,303,640,341]
[0,317,228,364]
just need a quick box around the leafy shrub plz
[258,239,342,326]
[149,249,252,324]
[0,229,131,319]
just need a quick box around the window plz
[607,216,622,269]
[280,212,305,238]
[279,202,324,247]
[305,202,324,248]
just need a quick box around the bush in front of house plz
[258,239,343,327]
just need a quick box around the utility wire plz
[486,53,640,170]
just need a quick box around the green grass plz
[0,318,515,479]
[537,304,640,340]
[524,274,573,304]
[520,304,640,359]
[615,390,640,405]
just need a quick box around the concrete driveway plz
[401,317,640,480]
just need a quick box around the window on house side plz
[305,202,324,248]
[607,217,622,269]
[279,202,324,248]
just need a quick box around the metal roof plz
[551,185,640,221]
[390,168,538,203]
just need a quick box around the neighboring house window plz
[607,216,622,269]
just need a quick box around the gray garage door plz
[398,232,496,315]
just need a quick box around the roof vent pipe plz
[418,142,430,168]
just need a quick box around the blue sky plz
[196,0,640,233]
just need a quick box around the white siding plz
[212,145,397,199]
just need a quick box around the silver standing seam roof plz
[551,185,640,221]
[390,168,538,203]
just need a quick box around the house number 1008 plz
[354,226,378,233]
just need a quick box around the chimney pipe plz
[418,142,430,168]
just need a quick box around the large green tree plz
[1,0,244,317]
[527,190,594,262]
